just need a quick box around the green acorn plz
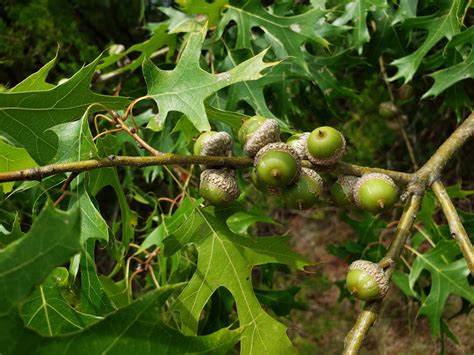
[199,168,240,205]
[250,168,280,195]
[254,142,300,187]
[306,126,346,165]
[378,102,398,119]
[286,132,309,160]
[353,173,398,214]
[238,116,280,157]
[330,175,359,207]
[346,260,389,301]
[194,131,233,157]
[284,168,323,210]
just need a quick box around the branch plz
[0,155,413,184]
[431,180,474,276]
[0,155,253,183]
[417,112,474,185]
[343,193,423,355]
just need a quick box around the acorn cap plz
[195,131,233,157]
[199,168,240,205]
[306,127,346,166]
[348,260,389,299]
[353,173,398,209]
[286,132,309,160]
[301,168,323,186]
[254,142,301,186]
[331,175,359,206]
[244,119,280,157]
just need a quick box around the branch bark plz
[417,112,474,185]
[0,156,413,184]
[432,180,474,276]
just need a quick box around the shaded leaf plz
[0,57,129,164]
[0,204,81,316]
[390,0,464,83]
[408,240,474,335]
[20,267,101,337]
[43,284,240,354]
[255,286,307,317]
[217,1,329,67]
[333,0,387,54]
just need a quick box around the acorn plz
[346,260,389,301]
[378,102,398,118]
[238,116,280,157]
[353,173,398,214]
[249,168,278,195]
[199,168,240,205]
[284,168,323,210]
[306,126,346,165]
[194,131,233,157]
[286,132,309,160]
[398,84,414,101]
[330,175,359,207]
[254,143,300,187]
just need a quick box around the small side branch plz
[432,180,474,276]
[343,192,423,354]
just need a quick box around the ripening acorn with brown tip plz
[254,142,301,187]
[353,173,398,214]
[306,126,346,165]
[346,260,389,301]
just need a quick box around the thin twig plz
[431,180,474,275]
[379,56,419,170]
[53,172,79,207]
[94,47,169,84]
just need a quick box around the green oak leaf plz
[0,204,81,316]
[9,53,57,92]
[20,267,102,337]
[0,139,38,193]
[48,106,97,164]
[0,285,241,354]
[79,240,116,316]
[389,0,464,83]
[143,25,277,132]
[98,23,176,73]
[217,0,329,69]
[332,0,387,54]
[0,57,129,164]
[176,0,228,27]
[0,209,24,247]
[408,240,474,335]
[254,286,307,317]
[165,206,308,354]
[423,45,473,99]
[391,0,418,25]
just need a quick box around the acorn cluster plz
[194,116,402,301]
[195,116,400,214]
